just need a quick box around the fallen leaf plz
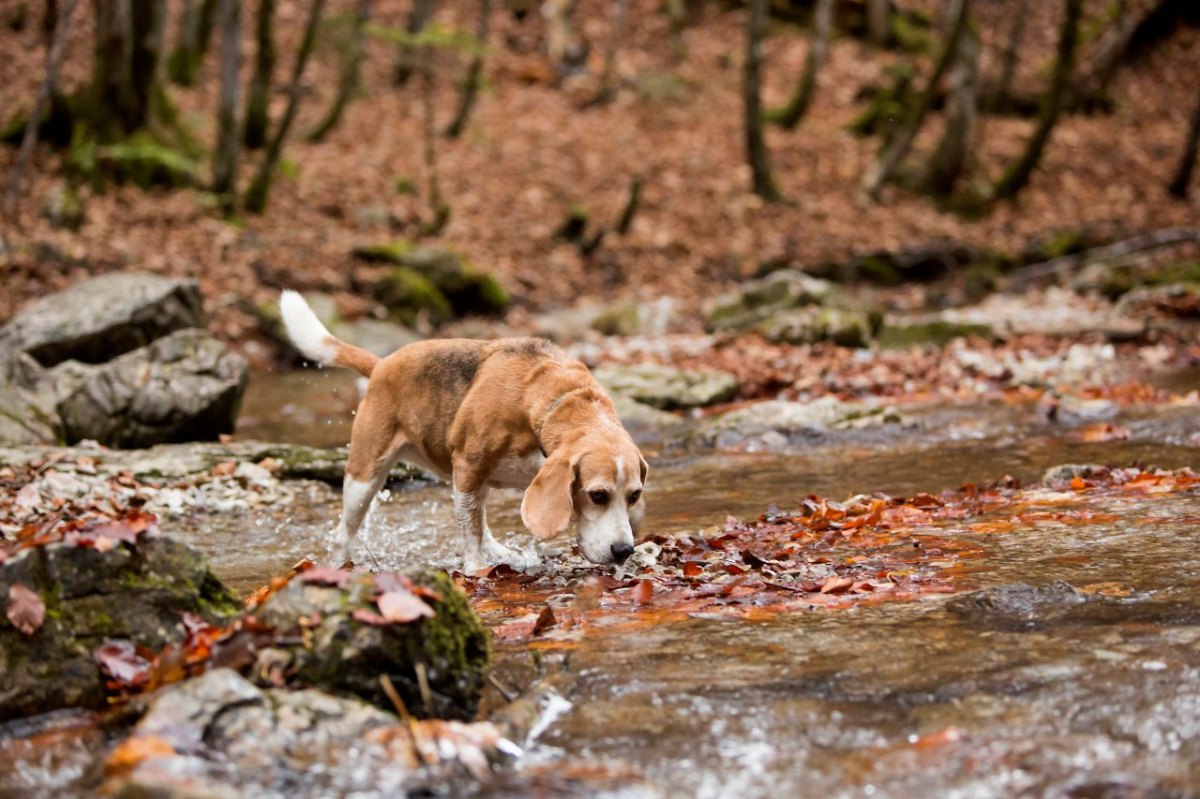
[6,582,46,636]
[819,576,854,594]
[632,580,654,605]
[14,483,39,512]
[532,604,557,636]
[377,589,435,622]
[105,735,176,774]
[94,640,152,686]
[298,567,351,587]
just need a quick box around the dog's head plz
[520,433,648,565]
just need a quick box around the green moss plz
[1031,230,1087,261]
[351,240,415,264]
[890,12,936,54]
[383,266,452,323]
[857,255,902,286]
[878,320,994,349]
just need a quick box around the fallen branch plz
[1007,227,1200,289]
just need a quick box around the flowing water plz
[4,369,1199,798]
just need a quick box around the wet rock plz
[593,363,738,409]
[354,241,509,323]
[611,395,689,446]
[0,377,60,445]
[1042,463,1107,485]
[0,535,240,721]
[589,298,677,338]
[945,582,1087,630]
[0,272,204,367]
[756,306,879,348]
[250,570,490,720]
[55,329,248,448]
[330,317,421,357]
[1116,283,1200,320]
[112,669,516,799]
[697,397,906,450]
[1045,393,1119,424]
[706,270,838,333]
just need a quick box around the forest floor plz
[1,0,1198,362]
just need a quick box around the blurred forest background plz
[1,0,1198,366]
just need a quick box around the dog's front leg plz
[453,481,488,573]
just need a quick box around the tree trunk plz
[744,0,782,202]
[212,0,241,208]
[665,0,685,63]
[244,0,324,215]
[768,0,833,130]
[990,0,1029,112]
[394,0,436,86]
[419,47,449,235]
[542,0,578,68]
[4,0,79,222]
[1168,82,1200,198]
[862,0,967,200]
[592,0,629,104]
[444,0,490,139]
[243,0,276,149]
[307,0,370,142]
[866,0,889,47]
[168,0,217,86]
[990,0,1083,203]
[1082,0,1132,99]
[925,9,978,196]
[43,0,59,48]
[90,0,168,139]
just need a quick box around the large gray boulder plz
[55,328,248,448]
[593,363,739,409]
[0,531,241,722]
[697,397,906,450]
[1,272,204,367]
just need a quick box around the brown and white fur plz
[279,290,647,571]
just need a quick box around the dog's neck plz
[534,387,614,456]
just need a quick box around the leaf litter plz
[462,466,1200,644]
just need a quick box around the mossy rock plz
[1088,260,1200,300]
[68,131,199,190]
[706,270,838,333]
[0,535,240,721]
[593,363,739,409]
[757,307,880,348]
[878,320,995,349]
[250,570,489,720]
[353,241,509,323]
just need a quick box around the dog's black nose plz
[611,542,635,564]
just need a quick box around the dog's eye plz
[628,489,642,505]
[588,490,610,506]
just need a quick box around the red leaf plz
[352,608,391,626]
[6,582,46,636]
[683,562,704,577]
[376,589,435,622]
[632,580,654,605]
[298,567,351,587]
[95,640,152,686]
[819,576,854,594]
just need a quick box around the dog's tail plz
[279,290,380,377]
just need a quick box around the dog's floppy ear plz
[521,450,577,540]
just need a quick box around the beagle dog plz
[279,291,647,571]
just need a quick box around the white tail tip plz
[279,289,337,365]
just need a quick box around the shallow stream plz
[4,369,1199,798]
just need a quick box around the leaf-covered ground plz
[2,0,1198,354]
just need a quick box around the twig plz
[3,0,80,223]
[486,672,518,702]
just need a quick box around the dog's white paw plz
[460,532,539,573]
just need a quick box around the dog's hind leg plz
[332,399,403,564]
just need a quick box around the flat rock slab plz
[696,397,907,450]
[1,272,204,367]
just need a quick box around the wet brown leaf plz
[632,580,654,605]
[105,735,176,774]
[94,640,153,687]
[6,582,46,636]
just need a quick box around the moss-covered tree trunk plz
[243,0,276,149]
[244,0,324,214]
[591,0,629,105]
[307,0,371,143]
[212,0,241,210]
[444,0,490,139]
[89,0,169,140]
[744,0,782,202]
[1168,81,1200,198]
[768,0,833,130]
[168,0,218,86]
[393,0,436,86]
[862,0,967,200]
[924,10,978,196]
[989,0,1083,203]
